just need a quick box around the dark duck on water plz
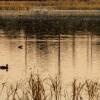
[0,64,8,71]
[18,45,23,49]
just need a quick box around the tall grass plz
[27,73,46,100]
[49,76,61,100]
[85,80,100,100]
[0,74,100,100]
[72,79,85,100]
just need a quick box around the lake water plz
[0,15,100,84]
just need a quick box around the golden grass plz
[0,1,100,10]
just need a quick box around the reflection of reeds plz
[1,74,100,100]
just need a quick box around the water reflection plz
[0,16,99,83]
[0,31,100,83]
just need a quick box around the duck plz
[0,64,8,71]
[18,45,23,49]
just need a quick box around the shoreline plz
[0,10,100,17]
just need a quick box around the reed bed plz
[0,74,100,100]
[0,1,100,10]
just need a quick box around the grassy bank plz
[0,73,100,100]
[0,1,100,10]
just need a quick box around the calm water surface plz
[0,15,99,84]
[0,31,100,83]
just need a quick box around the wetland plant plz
[0,74,100,100]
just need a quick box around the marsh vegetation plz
[0,73,100,100]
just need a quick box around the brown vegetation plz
[0,73,100,100]
[0,1,100,10]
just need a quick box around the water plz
[0,33,100,83]
[0,15,100,84]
